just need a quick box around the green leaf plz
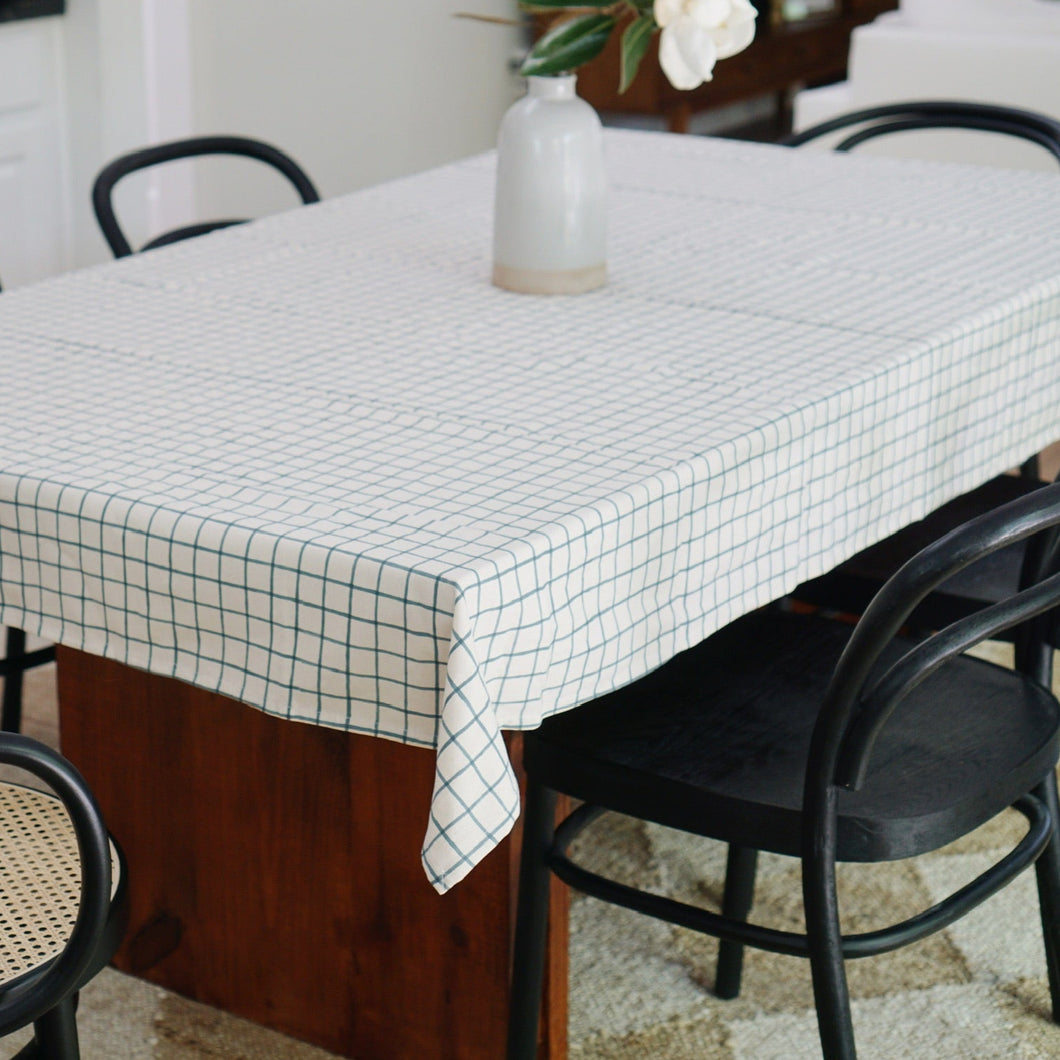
[520,13,617,76]
[619,14,655,93]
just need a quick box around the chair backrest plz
[91,135,321,258]
[782,101,1060,167]
[0,734,113,1036]
[807,483,1060,807]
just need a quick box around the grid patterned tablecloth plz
[2,130,1060,891]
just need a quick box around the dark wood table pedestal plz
[56,647,568,1060]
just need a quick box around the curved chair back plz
[798,485,1060,1032]
[92,135,321,258]
[810,484,1060,802]
[783,100,1060,166]
[0,734,121,1037]
[507,481,1060,1060]
[789,481,1060,1054]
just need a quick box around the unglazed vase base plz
[492,262,607,295]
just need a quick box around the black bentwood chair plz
[508,484,1060,1060]
[0,273,56,734]
[0,630,55,734]
[91,135,320,258]
[782,101,1060,634]
[0,734,127,1057]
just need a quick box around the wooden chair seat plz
[530,607,1059,864]
[508,484,1060,1060]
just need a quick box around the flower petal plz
[675,16,719,76]
[658,18,718,90]
[689,0,733,29]
[653,0,685,29]
[713,0,757,58]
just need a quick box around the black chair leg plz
[1021,453,1042,480]
[714,845,758,1000]
[805,836,857,1060]
[32,994,81,1059]
[2,627,26,733]
[1033,772,1060,1023]
[507,782,558,1060]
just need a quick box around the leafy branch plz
[459,1,756,95]
[519,2,658,93]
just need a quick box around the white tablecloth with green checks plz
[2,130,1060,891]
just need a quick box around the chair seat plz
[0,781,125,993]
[529,608,1060,862]
[793,474,1049,628]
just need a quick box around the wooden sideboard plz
[566,0,899,134]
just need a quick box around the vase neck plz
[526,75,577,101]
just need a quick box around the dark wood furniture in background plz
[570,0,899,135]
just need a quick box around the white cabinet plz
[0,16,70,288]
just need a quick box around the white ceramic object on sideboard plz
[492,74,607,295]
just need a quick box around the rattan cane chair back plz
[0,735,127,1056]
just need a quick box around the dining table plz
[2,127,1060,1058]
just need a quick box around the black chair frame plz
[782,100,1060,168]
[92,135,320,258]
[508,484,1060,1059]
[0,631,56,732]
[0,734,128,1055]
[0,275,57,734]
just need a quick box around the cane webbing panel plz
[0,782,117,982]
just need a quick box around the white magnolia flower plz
[653,0,758,91]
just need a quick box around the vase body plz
[492,75,607,295]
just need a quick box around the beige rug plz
[4,644,1060,1059]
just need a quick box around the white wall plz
[793,0,1060,171]
[0,16,71,286]
[184,0,522,226]
[57,0,522,268]
[62,0,194,267]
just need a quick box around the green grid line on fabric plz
[2,130,1060,890]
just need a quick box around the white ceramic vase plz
[492,75,607,296]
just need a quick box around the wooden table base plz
[56,647,568,1059]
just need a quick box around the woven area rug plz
[5,644,1060,1058]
